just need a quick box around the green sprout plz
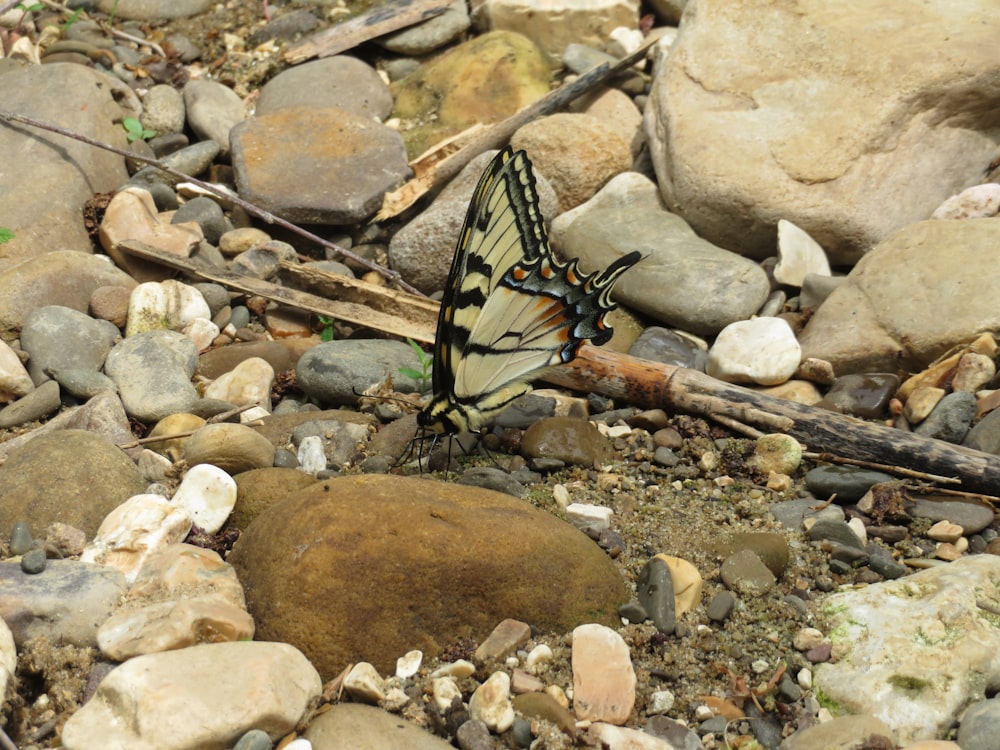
[316,314,335,342]
[0,227,14,244]
[63,7,84,32]
[399,337,433,392]
[122,116,156,143]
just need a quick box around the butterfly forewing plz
[419,146,641,435]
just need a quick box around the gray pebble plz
[653,446,680,468]
[818,373,899,418]
[805,518,865,549]
[173,196,229,244]
[720,549,776,595]
[706,591,735,622]
[637,556,676,634]
[629,326,708,371]
[965,407,1000,455]
[804,465,896,503]
[20,547,48,574]
[509,718,533,748]
[457,467,525,498]
[0,380,62,429]
[909,496,995,534]
[21,305,118,383]
[10,521,33,555]
[296,339,421,404]
[183,78,246,155]
[129,140,221,189]
[914,390,977,443]
[141,83,186,135]
[456,718,492,750]
[769,497,844,530]
[104,330,199,423]
[618,599,648,624]
[273,448,299,468]
[865,546,908,579]
[232,728,273,750]
[958,697,1000,750]
[495,393,556,428]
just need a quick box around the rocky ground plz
[2,2,1000,750]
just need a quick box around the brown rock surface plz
[229,475,628,676]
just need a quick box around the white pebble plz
[282,740,312,750]
[171,463,237,534]
[931,182,1000,220]
[647,689,675,715]
[694,704,715,721]
[525,644,553,670]
[432,676,462,711]
[0,339,33,401]
[605,424,632,438]
[565,503,613,534]
[797,667,813,689]
[552,484,570,509]
[431,659,475,679]
[203,357,275,409]
[469,671,515,733]
[396,650,423,680]
[126,279,211,337]
[846,517,868,546]
[774,219,831,287]
[297,435,327,475]
[344,662,385,703]
[182,317,220,352]
[707,317,802,386]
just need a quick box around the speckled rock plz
[228,475,628,676]
[0,430,147,538]
[520,417,613,467]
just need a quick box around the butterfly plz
[415,146,641,437]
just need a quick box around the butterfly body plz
[417,147,641,435]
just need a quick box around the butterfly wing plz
[431,147,548,401]
[419,147,640,434]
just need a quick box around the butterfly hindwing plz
[418,147,641,435]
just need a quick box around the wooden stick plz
[119,240,437,343]
[284,0,453,63]
[544,345,1000,496]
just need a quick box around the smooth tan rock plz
[61,641,320,750]
[0,429,147,538]
[99,187,203,282]
[799,219,1000,374]
[146,413,206,461]
[646,0,1000,264]
[229,476,627,676]
[230,467,319,531]
[748,434,803,476]
[475,618,531,662]
[0,339,33,402]
[656,555,702,618]
[572,623,636,725]
[203,356,275,409]
[469,671,515,732]
[184,422,276,474]
[304,703,455,750]
[97,598,255,660]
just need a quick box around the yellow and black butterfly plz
[416,146,641,436]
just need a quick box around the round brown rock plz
[229,467,319,530]
[184,423,276,474]
[228,475,628,677]
[0,429,147,537]
[520,417,613,467]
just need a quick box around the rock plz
[201,356,275,409]
[474,619,531,663]
[171,463,238,533]
[957,697,1000,750]
[712,533,790,578]
[520,417,613,466]
[478,0,639,68]
[817,555,1000,744]
[510,113,633,210]
[255,56,393,120]
[469,671,515,732]
[93,0,212,19]
[61,642,321,750]
[719,549,776,596]
[907,496,995,535]
[551,172,770,335]
[20,305,118,384]
[228,475,628,676]
[748,434,802,476]
[81,494,193,584]
[0,251,137,337]
[104,330,200,422]
[378,0,470,54]
[99,187,204,282]
[230,105,408,224]
[804,466,896,504]
[0,339,33,402]
[140,83,186,135]
[572,623,636,725]
[303,703,456,750]
[184,423,276,474]
[636,556,675,634]
[230,467,318,530]
[0,429,147,538]
[587,723,673,750]
[0,379,61,428]
[183,78,246,154]
[707,317,801,385]
[931,183,1000,220]
[126,279,212,337]
[391,31,550,157]
[773,220,831,287]
[819,373,901,418]
[779,714,896,750]
[0,560,126,647]
[296,339,422,404]
[799,219,1000,374]
[646,0,1000,264]
[344,662,386,704]
[913,391,977,444]
[628,326,707,371]
[0,64,129,271]
[0,617,14,700]
[565,503,614,536]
